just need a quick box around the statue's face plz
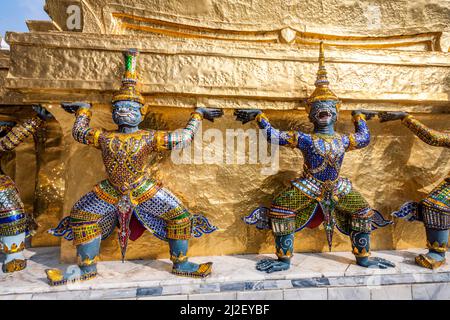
[309,100,338,127]
[112,101,143,127]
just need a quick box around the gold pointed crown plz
[112,49,145,105]
[306,42,340,113]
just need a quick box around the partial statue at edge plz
[380,111,449,269]
[0,106,53,273]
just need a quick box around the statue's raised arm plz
[343,110,377,152]
[154,107,223,151]
[0,105,52,152]
[61,102,103,148]
[405,116,450,147]
[380,111,450,148]
[234,109,311,149]
[403,115,450,147]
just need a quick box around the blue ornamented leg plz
[415,228,448,269]
[1,233,27,273]
[256,233,293,273]
[351,231,395,269]
[169,239,212,278]
[46,237,101,286]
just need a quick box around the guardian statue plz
[239,43,394,273]
[46,49,222,285]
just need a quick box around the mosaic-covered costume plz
[0,117,43,273]
[246,113,390,258]
[392,115,449,269]
[46,49,218,286]
[53,108,213,250]
[243,43,393,272]
[254,112,380,238]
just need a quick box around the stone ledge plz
[6,31,450,107]
[0,247,449,300]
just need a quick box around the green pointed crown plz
[112,49,145,105]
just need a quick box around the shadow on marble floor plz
[230,253,271,264]
[308,252,354,265]
[225,251,355,266]
[28,250,61,267]
[28,253,63,285]
[395,250,418,259]
[27,246,175,275]
[384,249,423,267]
[125,259,173,273]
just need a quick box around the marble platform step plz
[1,247,449,300]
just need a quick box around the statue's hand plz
[378,111,409,123]
[0,121,15,137]
[0,121,17,128]
[234,109,262,125]
[32,105,54,121]
[256,258,290,273]
[61,102,92,114]
[352,110,378,121]
[195,108,224,122]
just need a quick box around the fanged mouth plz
[116,112,133,117]
[315,109,332,121]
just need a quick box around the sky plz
[0,0,50,48]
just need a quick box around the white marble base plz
[0,247,449,300]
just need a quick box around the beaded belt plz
[94,177,162,206]
[108,175,150,195]
[292,170,352,202]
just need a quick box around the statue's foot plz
[172,261,213,279]
[356,257,396,269]
[45,265,97,286]
[415,252,446,270]
[256,259,290,273]
[2,259,27,273]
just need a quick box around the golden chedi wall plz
[1,0,449,262]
